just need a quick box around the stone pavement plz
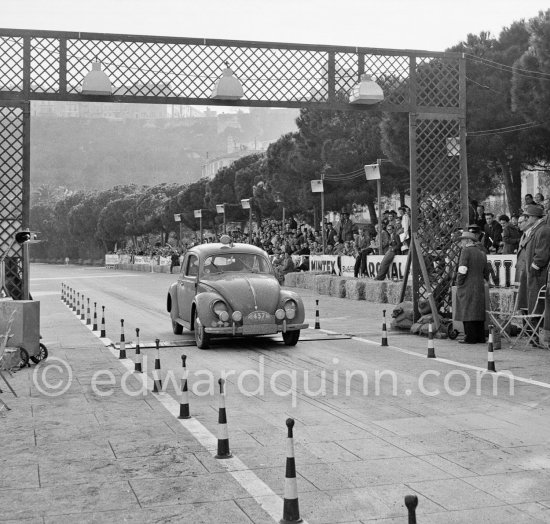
[3,277,550,523]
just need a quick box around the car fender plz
[193,291,223,325]
[167,283,179,318]
[278,289,306,323]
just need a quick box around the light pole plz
[241,198,252,243]
[274,193,285,229]
[216,204,226,234]
[310,178,325,254]
[193,209,203,243]
[365,160,386,255]
[174,213,182,247]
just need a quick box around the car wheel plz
[282,330,300,346]
[194,317,210,349]
[172,319,183,335]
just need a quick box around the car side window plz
[185,254,199,277]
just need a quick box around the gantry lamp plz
[348,74,383,105]
[81,61,112,96]
[210,62,244,100]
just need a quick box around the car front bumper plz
[205,322,309,335]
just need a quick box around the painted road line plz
[100,341,306,524]
[351,334,550,390]
[31,275,141,281]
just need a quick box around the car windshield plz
[202,253,272,276]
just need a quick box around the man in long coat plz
[517,205,550,318]
[455,231,489,344]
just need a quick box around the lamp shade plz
[81,61,112,96]
[364,164,381,180]
[216,204,225,214]
[194,209,202,218]
[349,74,384,105]
[311,180,324,193]
[210,66,244,100]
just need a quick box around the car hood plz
[202,273,280,313]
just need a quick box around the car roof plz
[187,242,267,259]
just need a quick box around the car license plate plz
[246,311,273,323]
[242,324,278,335]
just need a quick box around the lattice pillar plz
[410,116,467,317]
[409,55,467,320]
[0,101,29,300]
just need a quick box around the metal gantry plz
[0,28,466,312]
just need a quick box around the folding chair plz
[510,285,547,349]
[486,286,520,346]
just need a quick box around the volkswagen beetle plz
[167,235,308,349]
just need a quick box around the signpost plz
[365,163,382,254]
[311,178,325,254]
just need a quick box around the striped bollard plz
[381,310,388,346]
[69,287,73,309]
[427,323,436,358]
[152,338,162,393]
[178,354,191,419]
[61,283,65,303]
[86,298,91,325]
[314,299,320,329]
[92,302,98,331]
[215,378,232,459]
[134,328,142,373]
[100,306,106,338]
[405,494,418,524]
[74,291,79,313]
[487,325,496,372]
[119,319,127,359]
[80,295,86,320]
[281,418,302,524]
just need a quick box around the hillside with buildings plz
[29,102,298,192]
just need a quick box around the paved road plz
[2,263,550,522]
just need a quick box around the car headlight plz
[212,300,230,322]
[283,300,297,320]
[232,311,242,322]
[275,308,285,320]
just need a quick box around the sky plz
[3,0,548,52]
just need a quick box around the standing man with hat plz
[517,205,550,344]
[338,208,355,243]
[455,231,489,344]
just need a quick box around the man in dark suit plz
[455,231,489,344]
[518,205,550,345]
[483,213,502,254]
[517,205,550,317]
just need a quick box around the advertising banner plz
[363,255,408,280]
[309,255,340,275]
[104,254,120,265]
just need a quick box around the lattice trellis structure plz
[0,28,466,310]
[413,118,465,314]
[0,103,27,300]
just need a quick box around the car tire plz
[282,330,300,346]
[172,319,183,335]
[194,317,210,349]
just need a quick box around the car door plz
[177,253,199,323]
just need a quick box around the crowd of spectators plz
[112,204,414,281]
[469,192,549,255]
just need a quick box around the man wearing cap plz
[455,231,489,344]
[517,205,550,315]
[517,205,550,344]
